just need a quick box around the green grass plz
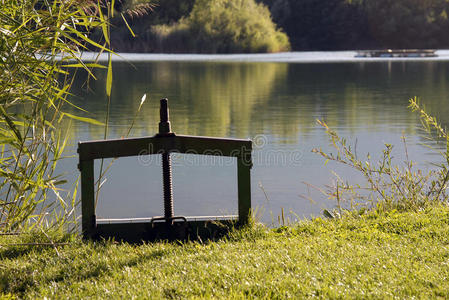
[1,206,449,298]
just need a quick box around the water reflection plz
[63,60,449,222]
[70,62,288,139]
[70,61,449,141]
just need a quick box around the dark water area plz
[62,59,449,224]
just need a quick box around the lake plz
[63,52,449,224]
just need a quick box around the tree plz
[260,0,371,50]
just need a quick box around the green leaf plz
[0,106,22,142]
[323,209,334,219]
[106,54,113,97]
[62,113,104,126]
[52,180,68,185]
[98,1,110,45]
[111,0,116,17]
[121,13,135,37]
[62,63,106,69]
[66,26,111,53]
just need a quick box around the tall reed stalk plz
[0,0,112,233]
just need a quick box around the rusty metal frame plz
[78,134,252,241]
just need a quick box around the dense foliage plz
[260,0,371,50]
[108,0,449,51]
[0,1,108,233]
[362,0,449,48]
[109,0,290,53]
[261,0,449,50]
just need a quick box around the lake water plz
[63,52,449,224]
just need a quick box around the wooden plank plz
[80,159,96,238]
[237,154,252,224]
[78,134,252,160]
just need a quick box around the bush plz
[142,0,290,53]
[312,98,449,215]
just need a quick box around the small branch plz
[436,169,449,201]
[0,201,17,206]
[40,227,61,257]
[0,243,69,247]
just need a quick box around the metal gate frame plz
[78,133,252,241]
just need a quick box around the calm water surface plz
[64,58,449,223]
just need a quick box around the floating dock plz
[356,49,437,58]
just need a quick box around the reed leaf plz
[0,0,113,233]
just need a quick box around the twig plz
[0,201,17,206]
[258,181,270,205]
[0,243,69,247]
[40,227,61,257]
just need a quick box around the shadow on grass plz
[0,221,267,296]
[0,241,169,296]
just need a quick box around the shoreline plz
[70,50,449,63]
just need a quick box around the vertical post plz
[237,151,252,225]
[80,159,96,238]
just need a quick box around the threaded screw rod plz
[162,152,174,220]
[158,98,175,221]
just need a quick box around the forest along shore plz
[98,0,449,53]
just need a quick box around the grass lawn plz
[1,207,449,299]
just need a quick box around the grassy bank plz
[1,206,449,298]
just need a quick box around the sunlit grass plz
[1,206,448,298]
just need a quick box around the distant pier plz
[356,49,437,58]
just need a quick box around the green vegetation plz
[310,98,449,216]
[110,0,290,53]
[108,0,449,51]
[261,0,449,50]
[260,0,369,50]
[3,2,449,299]
[2,94,449,298]
[0,1,112,233]
[1,206,449,298]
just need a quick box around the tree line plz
[262,0,449,50]
[103,0,449,52]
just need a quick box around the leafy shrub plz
[312,98,449,214]
[145,0,290,53]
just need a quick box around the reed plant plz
[312,97,449,215]
[0,0,113,234]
